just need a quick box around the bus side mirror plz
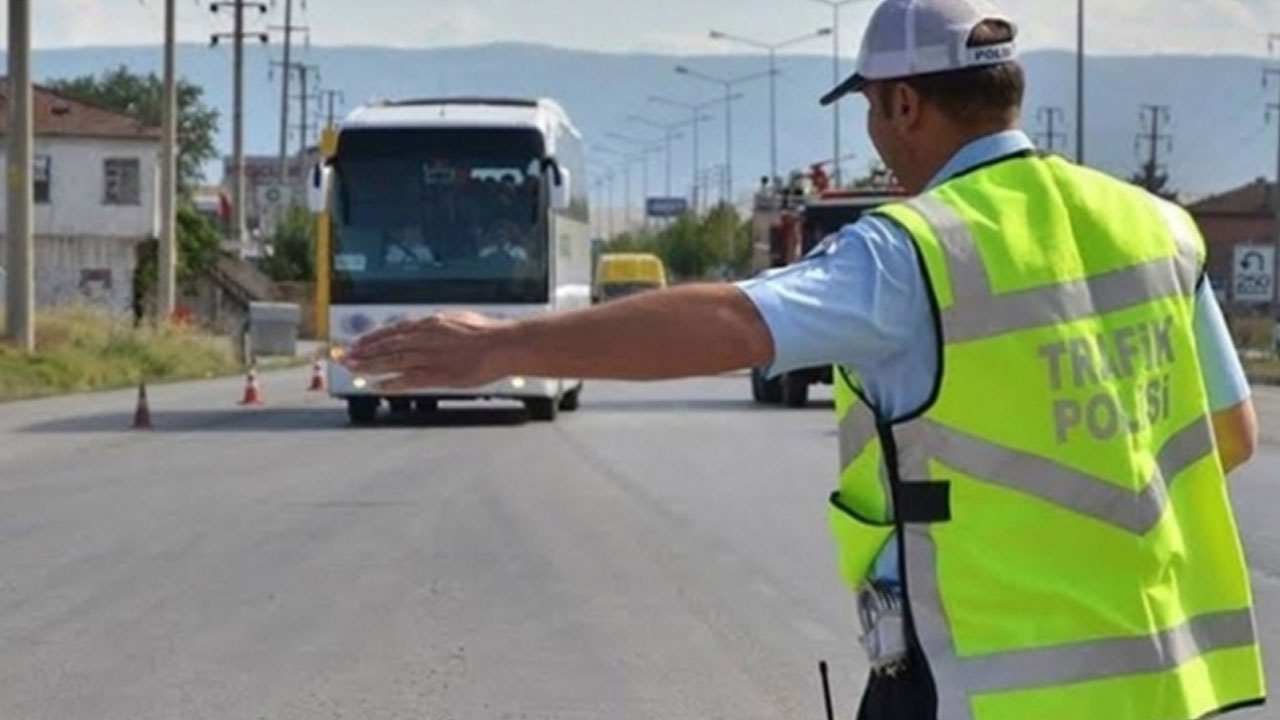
[307,161,331,214]
[552,167,572,212]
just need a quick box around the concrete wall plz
[0,233,143,315]
[33,235,140,314]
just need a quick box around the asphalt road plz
[0,373,1275,720]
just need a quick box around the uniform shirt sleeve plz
[735,216,930,382]
[1193,281,1250,412]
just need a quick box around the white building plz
[0,82,160,314]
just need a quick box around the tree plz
[261,206,316,282]
[132,206,223,322]
[605,205,751,282]
[1129,161,1178,202]
[47,66,219,195]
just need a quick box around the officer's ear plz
[889,81,925,131]
[874,80,923,131]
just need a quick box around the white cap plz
[819,0,1017,106]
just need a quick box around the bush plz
[261,205,316,282]
[133,204,223,321]
[0,307,237,401]
[607,204,752,282]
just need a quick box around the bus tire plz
[781,373,810,409]
[525,397,558,422]
[752,367,782,405]
[347,397,380,426]
[387,398,413,415]
[559,384,582,412]
[413,398,438,414]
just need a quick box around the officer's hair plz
[876,19,1025,128]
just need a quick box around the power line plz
[320,89,345,128]
[193,0,222,36]
[210,0,269,248]
[1134,104,1172,193]
[1264,33,1280,313]
[133,0,161,23]
[1035,106,1066,153]
[291,63,321,153]
[269,0,309,185]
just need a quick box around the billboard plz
[646,197,689,218]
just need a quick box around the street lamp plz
[674,65,774,207]
[1076,0,1085,164]
[649,92,739,212]
[592,172,616,239]
[626,114,690,198]
[808,0,862,187]
[607,131,663,197]
[593,146,645,233]
[708,26,832,185]
[608,131,665,228]
[592,146,634,231]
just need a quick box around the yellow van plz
[593,253,668,302]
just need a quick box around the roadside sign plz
[646,197,689,218]
[256,184,295,209]
[1232,245,1275,304]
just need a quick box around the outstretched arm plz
[345,284,775,391]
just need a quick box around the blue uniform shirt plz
[737,130,1251,583]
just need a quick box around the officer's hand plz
[344,311,513,390]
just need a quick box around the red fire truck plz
[747,169,906,407]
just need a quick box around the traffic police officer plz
[347,1,1267,717]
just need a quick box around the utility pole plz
[723,84,732,207]
[293,64,321,156]
[809,0,858,185]
[627,115,688,199]
[1035,106,1066,153]
[675,66,773,209]
[603,171,615,239]
[5,0,33,351]
[1076,0,1085,164]
[158,0,178,320]
[211,1,269,252]
[708,29,829,189]
[321,89,345,128]
[269,0,308,186]
[650,93,735,214]
[1134,105,1172,194]
[1264,34,1280,313]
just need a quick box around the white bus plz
[309,97,592,425]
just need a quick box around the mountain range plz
[13,42,1278,201]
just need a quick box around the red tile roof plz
[0,80,160,141]
[1187,177,1275,215]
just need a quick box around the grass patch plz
[1245,357,1280,386]
[0,307,240,401]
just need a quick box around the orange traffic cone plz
[239,366,264,406]
[132,382,152,429]
[307,360,325,392]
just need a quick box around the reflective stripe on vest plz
[907,194,1203,344]
[829,155,1265,720]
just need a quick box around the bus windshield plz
[331,127,549,304]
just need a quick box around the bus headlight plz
[510,376,527,389]
[328,343,349,362]
[352,376,369,390]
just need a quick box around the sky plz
[9,0,1280,58]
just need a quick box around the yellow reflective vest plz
[830,152,1266,720]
